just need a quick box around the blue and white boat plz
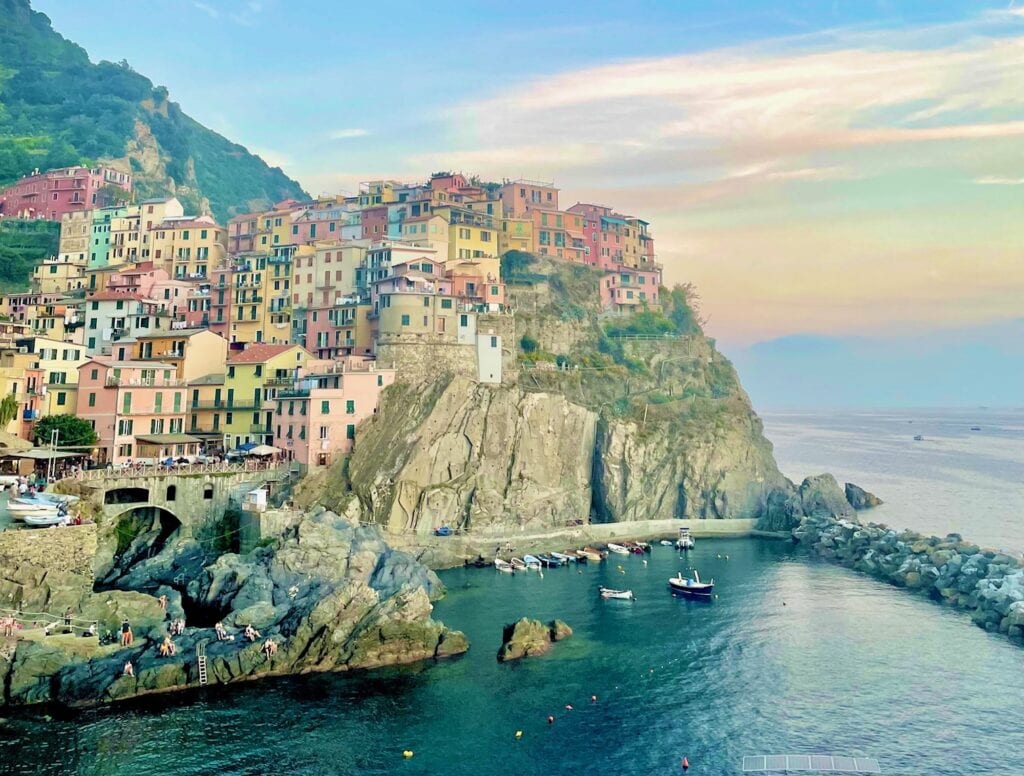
[538,554,563,567]
[523,555,543,571]
[550,551,577,564]
[668,569,714,598]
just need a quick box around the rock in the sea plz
[845,483,883,510]
[497,617,572,662]
[798,474,854,519]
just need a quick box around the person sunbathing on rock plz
[262,638,278,658]
[215,621,228,640]
[244,624,261,642]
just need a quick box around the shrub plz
[520,334,539,353]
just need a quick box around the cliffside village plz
[0,167,660,470]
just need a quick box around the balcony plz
[250,424,271,434]
[264,376,294,387]
[267,256,290,265]
[277,388,310,399]
[138,352,184,361]
[105,377,188,387]
[22,409,40,421]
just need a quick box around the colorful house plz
[130,329,228,382]
[600,269,662,312]
[0,166,131,221]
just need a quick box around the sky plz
[33,0,1024,407]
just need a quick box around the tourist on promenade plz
[2,614,15,637]
[64,608,73,630]
[159,635,176,657]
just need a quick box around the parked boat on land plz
[607,543,630,555]
[538,554,563,568]
[550,551,577,564]
[676,527,695,551]
[35,493,80,506]
[523,555,543,570]
[510,558,527,571]
[599,587,635,601]
[23,513,66,528]
[668,569,714,598]
[494,558,514,574]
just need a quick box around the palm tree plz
[0,394,19,428]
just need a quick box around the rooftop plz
[188,373,226,386]
[135,328,212,340]
[228,343,306,364]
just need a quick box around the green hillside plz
[0,219,57,293]
[0,0,308,223]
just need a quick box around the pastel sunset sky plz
[36,1,1024,404]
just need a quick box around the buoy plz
[403,750,414,759]
[591,695,597,702]
[714,594,719,599]
[565,704,574,710]
[725,555,729,560]
[683,755,690,770]
[716,554,721,559]
[642,560,648,566]
[515,730,523,740]
[547,715,555,724]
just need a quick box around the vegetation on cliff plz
[0,219,57,292]
[0,0,308,221]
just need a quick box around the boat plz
[6,500,62,519]
[550,551,577,564]
[465,555,490,568]
[34,493,80,505]
[676,527,695,550]
[510,557,527,571]
[523,555,543,570]
[635,541,652,553]
[578,548,604,562]
[913,434,924,441]
[970,426,982,432]
[24,513,66,528]
[538,554,563,568]
[668,569,714,598]
[607,543,630,555]
[624,542,645,555]
[599,587,635,601]
[659,540,674,546]
[494,558,514,574]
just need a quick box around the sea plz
[1,408,1022,776]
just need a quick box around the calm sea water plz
[761,407,1024,554]
[3,409,1023,775]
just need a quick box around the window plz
[88,392,96,407]
[166,485,177,502]
[319,425,328,440]
[377,375,383,386]
[254,365,262,377]
[321,400,330,414]
[56,392,66,406]
[203,485,214,500]
[122,393,131,414]
[423,297,430,307]
[346,424,355,440]
[441,298,452,310]
[490,336,498,348]
[228,366,235,378]
[346,400,355,414]
[401,314,410,326]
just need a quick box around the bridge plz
[54,461,290,539]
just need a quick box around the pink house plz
[360,206,388,241]
[0,166,132,221]
[76,356,192,464]
[272,358,396,468]
[600,269,662,312]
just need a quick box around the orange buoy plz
[683,755,690,770]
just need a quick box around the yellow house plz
[499,217,534,255]
[435,206,499,261]
[32,258,85,294]
[149,217,227,279]
[223,343,312,449]
[24,335,88,416]
[0,348,41,439]
[186,372,226,446]
[57,211,91,265]
[358,180,401,207]
[402,214,449,257]
[30,300,83,344]
[131,329,228,382]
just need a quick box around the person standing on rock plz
[123,660,134,678]
[158,595,168,612]
[120,618,133,646]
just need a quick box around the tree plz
[0,394,19,427]
[33,415,98,449]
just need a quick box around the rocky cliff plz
[311,257,871,535]
[0,510,465,709]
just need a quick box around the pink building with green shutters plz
[76,356,193,464]
[271,358,395,469]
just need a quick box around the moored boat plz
[465,555,490,568]
[668,569,714,598]
[538,554,562,568]
[550,551,577,564]
[607,543,630,555]
[578,548,604,562]
[35,493,80,506]
[523,555,542,570]
[494,558,514,574]
[599,587,635,601]
[913,434,924,441]
[635,541,652,553]
[659,540,674,547]
[510,557,527,571]
[676,527,695,550]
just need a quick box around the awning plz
[134,434,203,445]
[0,431,33,451]
[236,442,257,452]
[246,444,280,456]
[7,450,80,460]
[601,215,629,226]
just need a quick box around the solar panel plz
[741,754,881,773]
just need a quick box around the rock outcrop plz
[794,513,1024,644]
[0,511,466,709]
[845,483,883,510]
[497,618,573,662]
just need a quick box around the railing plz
[189,400,260,410]
[66,460,284,482]
[249,424,270,434]
[277,388,310,398]
[105,378,189,387]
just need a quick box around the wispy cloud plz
[192,1,218,18]
[329,128,370,140]
[972,174,1024,185]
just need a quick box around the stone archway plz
[99,505,183,586]
[104,486,149,505]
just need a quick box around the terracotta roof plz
[228,343,307,364]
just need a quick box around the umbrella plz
[236,442,257,452]
[246,444,281,457]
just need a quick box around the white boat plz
[494,558,514,574]
[24,513,66,528]
[7,500,61,518]
[510,557,527,571]
[35,493,80,506]
[659,540,674,546]
[523,554,542,570]
[550,551,577,563]
[599,587,635,600]
[668,569,714,598]
[607,543,630,555]
[676,527,695,550]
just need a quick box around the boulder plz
[844,483,883,510]
[497,617,572,662]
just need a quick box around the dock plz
[742,754,881,773]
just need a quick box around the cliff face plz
[315,258,839,534]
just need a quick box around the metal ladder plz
[196,643,208,686]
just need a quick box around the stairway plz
[196,643,208,686]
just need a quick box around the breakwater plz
[794,513,1024,643]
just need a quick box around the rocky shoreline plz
[0,509,466,710]
[793,513,1024,644]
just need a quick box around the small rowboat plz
[510,557,527,571]
[599,587,635,601]
[24,513,66,528]
[7,499,61,516]
[494,558,514,574]
[668,569,714,598]
[607,543,630,555]
[538,554,563,567]
[523,555,542,571]
[35,493,80,506]
[550,551,577,564]
[635,541,652,553]
[659,540,674,546]
[578,548,604,562]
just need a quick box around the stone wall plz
[0,524,97,578]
